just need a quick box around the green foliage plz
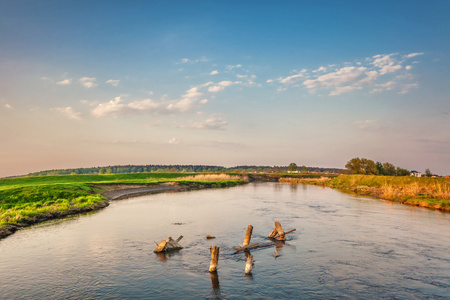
[288,163,298,172]
[345,157,408,176]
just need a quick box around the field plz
[0,173,247,236]
[327,175,450,211]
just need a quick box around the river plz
[0,182,449,299]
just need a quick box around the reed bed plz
[329,175,450,211]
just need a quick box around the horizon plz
[1,1,449,177]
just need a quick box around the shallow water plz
[0,183,449,299]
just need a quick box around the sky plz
[1,0,450,177]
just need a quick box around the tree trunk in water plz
[209,246,219,272]
[274,221,286,241]
[243,225,253,247]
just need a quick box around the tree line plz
[27,164,345,176]
[345,157,410,176]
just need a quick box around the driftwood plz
[233,243,273,252]
[209,246,219,272]
[244,252,254,275]
[206,235,216,239]
[154,235,183,253]
[267,221,296,240]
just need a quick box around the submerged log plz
[154,235,183,253]
[243,225,253,247]
[209,246,220,272]
[233,243,273,252]
[244,252,254,275]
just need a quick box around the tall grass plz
[328,175,450,210]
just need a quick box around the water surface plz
[1,183,449,299]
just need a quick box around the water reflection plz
[209,271,220,293]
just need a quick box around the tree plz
[345,157,364,174]
[383,162,396,176]
[106,168,113,174]
[301,165,307,173]
[361,158,378,175]
[376,161,384,175]
[288,163,297,172]
[425,169,432,177]
[396,167,410,176]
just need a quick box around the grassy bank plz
[327,175,450,211]
[0,173,247,238]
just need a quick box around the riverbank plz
[0,173,247,240]
[280,174,450,212]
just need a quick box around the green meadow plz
[0,173,245,230]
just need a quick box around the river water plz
[0,183,449,299]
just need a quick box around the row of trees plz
[345,158,410,176]
[28,164,346,177]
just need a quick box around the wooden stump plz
[243,225,253,247]
[274,221,286,241]
[209,246,219,272]
[244,252,254,275]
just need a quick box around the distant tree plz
[301,165,307,173]
[106,168,113,174]
[98,169,105,175]
[383,162,396,176]
[288,163,298,172]
[361,158,378,175]
[376,162,384,175]
[425,169,432,177]
[346,157,364,174]
[396,167,410,176]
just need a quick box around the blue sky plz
[1,0,449,177]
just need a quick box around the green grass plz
[328,175,450,210]
[0,173,244,229]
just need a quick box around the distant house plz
[410,170,421,177]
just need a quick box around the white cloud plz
[278,70,307,84]
[353,119,380,130]
[405,65,412,70]
[304,66,367,90]
[208,80,241,93]
[56,79,72,85]
[226,64,242,70]
[106,79,120,87]
[371,54,402,75]
[312,66,327,73]
[190,114,227,130]
[266,79,274,83]
[52,106,82,120]
[4,104,13,109]
[79,77,98,88]
[370,81,396,93]
[398,83,418,94]
[236,74,248,79]
[91,96,126,117]
[405,52,424,58]
[168,137,179,144]
[209,70,219,75]
[329,86,362,96]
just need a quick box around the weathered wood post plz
[209,246,219,272]
[274,221,286,241]
[244,251,254,275]
[243,225,253,247]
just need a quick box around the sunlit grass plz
[328,175,450,210]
